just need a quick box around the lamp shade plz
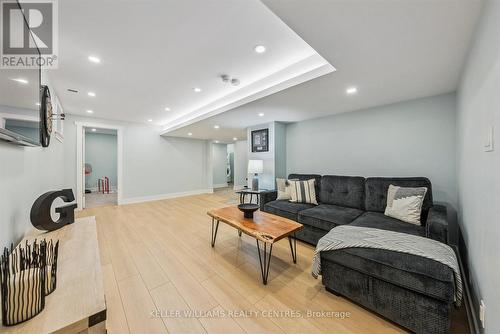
[248,160,264,174]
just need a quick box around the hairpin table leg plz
[288,233,297,264]
[211,218,219,247]
[256,239,273,285]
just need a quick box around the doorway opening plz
[84,127,118,208]
[76,122,123,210]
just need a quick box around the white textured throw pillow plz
[276,178,291,200]
[289,179,318,205]
[384,184,428,225]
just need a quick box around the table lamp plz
[248,160,264,191]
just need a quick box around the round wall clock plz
[40,85,53,147]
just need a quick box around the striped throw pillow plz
[289,179,318,205]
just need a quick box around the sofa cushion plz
[350,212,425,237]
[320,247,455,302]
[295,225,328,245]
[320,175,365,209]
[288,174,322,199]
[298,204,363,231]
[263,200,314,221]
[365,177,433,223]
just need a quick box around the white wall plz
[286,93,457,207]
[227,144,234,183]
[247,123,275,189]
[0,139,68,250]
[274,122,287,179]
[64,114,211,203]
[457,1,500,332]
[212,143,228,188]
[0,73,70,249]
[233,140,248,189]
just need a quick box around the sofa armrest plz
[260,190,277,211]
[426,205,448,244]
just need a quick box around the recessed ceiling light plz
[233,137,237,141]
[254,45,266,54]
[215,140,219,143]
[188,132,193,136]
[148,119,153,122]
[346,87,358,95]
[258,112,264,117]
[86,110,94,114]
[88,92,96,97]
[193,87,202,93]
[214,125,220,129]
[88,55,101,63]
[165,107,171,111]
[11,78,28,84]
[91,128,96,132]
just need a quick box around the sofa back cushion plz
[288,174,322,199]
[365,177,433,223]
[320,175,365,209]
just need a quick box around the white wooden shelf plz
[0,217,106,334]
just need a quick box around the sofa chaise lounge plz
[260,174,455,334]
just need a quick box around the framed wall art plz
[251,128,269,152]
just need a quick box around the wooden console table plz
[0,216,106,334]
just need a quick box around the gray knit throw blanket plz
[312,225,463,306]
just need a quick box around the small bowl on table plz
[238,204,259,218]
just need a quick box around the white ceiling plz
[165,0,482,142]
[49,0,332,126]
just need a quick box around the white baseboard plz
[120,189,213,205]
[213,183,228,189]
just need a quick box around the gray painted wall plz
[246,121,286,190]
[64,115,211,202]
[233,140,248,189]
[85,132,117,189]
[286,93,457,207]
[457,1,500,332]
[212,143,228,187]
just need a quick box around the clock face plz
[40,85,52,147]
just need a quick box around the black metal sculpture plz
[1,240,47,326]
[30,189,77,231]
[44,240,59,295]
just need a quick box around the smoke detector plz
[220,74,240,86]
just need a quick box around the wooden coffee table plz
[207,206,303,284]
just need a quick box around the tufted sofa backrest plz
[320,175,366,210]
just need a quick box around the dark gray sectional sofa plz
[260,174,455,334]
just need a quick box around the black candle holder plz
[44,240,59,295]
[0,239,59,326]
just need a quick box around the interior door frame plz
[76,121,124,210]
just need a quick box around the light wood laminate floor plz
[76,189,468,334]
